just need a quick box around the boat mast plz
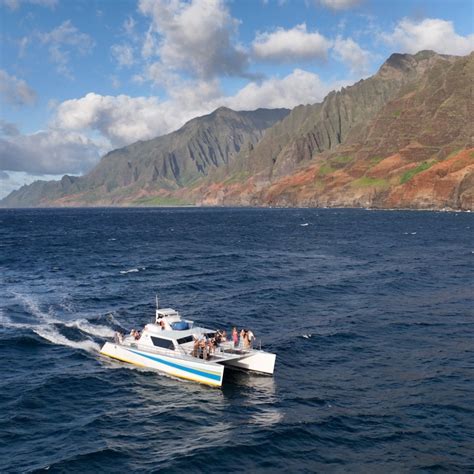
[154,294,160,322]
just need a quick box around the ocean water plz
[0,207,473,473]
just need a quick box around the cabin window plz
[177,335,193,345]
[150,336,175,350]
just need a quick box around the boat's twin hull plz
[222,350,276,375]
[100,342,224,387]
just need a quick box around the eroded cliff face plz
[189,149,472,210]
[1,107,289,208]
[189,52,473,210]
[2,51,473,210]
[219,50,461,183]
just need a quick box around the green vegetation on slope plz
[318,164,335,176]
[331,155,353,166]
[400,161,435,184]
[351,177,389,188]
[132,196,191,206]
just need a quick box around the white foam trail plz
[104,313,122,326]
[12,292,59,324]
[33,327,100,353]
[7,292,113,354]
[0,312,30,330]
[66,319,115,338]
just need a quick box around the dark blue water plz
[1,208,473,473]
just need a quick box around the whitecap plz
[120,268,140,274]
[300,223,309,227]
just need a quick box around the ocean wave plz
[119,266,146,274]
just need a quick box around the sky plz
[0,0,473,198]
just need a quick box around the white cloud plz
[138,0,248,79]
[0,0,57,10]
[382,18,474,56]
[111,44,135,68]
[253,23,331,62]
[52,69,345,150]
[141,26,157,59]
[0,70,37,106]
[333,36,371,75]
[39,20,95,78]
[53,93,196,147]
[0,129,102,175]
[0,119,20,137]
[223,69,342,110]
[318,0,363,10]
[123,16,136,37]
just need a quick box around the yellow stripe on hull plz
[100,350,222,387]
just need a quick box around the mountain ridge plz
[1,50,473,210]
[1,107,290,207]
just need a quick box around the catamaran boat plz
[100,304,276,387]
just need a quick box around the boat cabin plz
[155,308,194,331]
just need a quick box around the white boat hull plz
[222,350,276,375]
[100,342,224,387]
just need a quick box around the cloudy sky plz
[0,0,473,198]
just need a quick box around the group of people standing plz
[232,327,255,350]
[192,326,256,360]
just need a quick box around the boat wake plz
[32,326,101,352]
[1,292,118,355]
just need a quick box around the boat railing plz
[125,341,192,361]
[216,339,261,354]
[118,336,263,360]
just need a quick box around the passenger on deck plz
[232,327,239,347]
[134,330,141,340]
[200,337,208,360]
[241,329,250,350]
[193,334,206,358]
[207,337,216,357]
[216,330,226,344]
[248,330,255,348]
[192,335,200,357]
[159,320,165,330]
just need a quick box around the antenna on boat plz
[154,294,160,323]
